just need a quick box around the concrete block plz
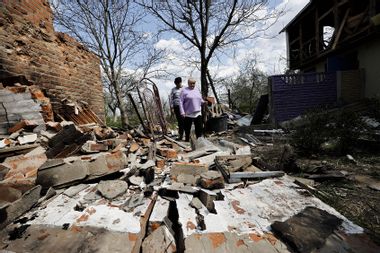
[97,180,128,199]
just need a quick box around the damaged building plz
[0,0,380,253]
[270,0,380,123]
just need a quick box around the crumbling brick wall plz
[0,0,105,120]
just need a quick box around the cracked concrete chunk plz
[123,194,144,210]
[63,184,90,197]
[177,173,197,185]
[142,225,176,253]
[171,162,208,184]
[97,180,128,199]
[129,175,144,186]
[37,159,88,188]
[189,197,203,210]
[87,151,127,179]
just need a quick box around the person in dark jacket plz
[169,77,184,140]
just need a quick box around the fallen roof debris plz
[0,82,379,253]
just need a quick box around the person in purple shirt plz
[179,78,205,142]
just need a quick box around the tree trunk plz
[112,111,118,122]
[113,80,129,128]
[200,58,208,98]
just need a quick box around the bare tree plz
[221,57,267,113]
[138,0,283,98]
[51,0,145,128]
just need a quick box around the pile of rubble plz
[0,85,379,253]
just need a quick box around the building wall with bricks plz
[0,0,105,120]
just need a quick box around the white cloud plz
[151,0,310,99]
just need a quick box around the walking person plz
[179,78,204,142]
[169,77,184,140]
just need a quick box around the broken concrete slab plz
[235,145,251,155]
[1,225,142,253]
[177,173,197,185]
[129,175,144,186]
[25,146,46,157]
[37,159,88,188]
[170,162,208,183]
[37,150,127,188]
[123,194,145,210]
[271,206,343,253]
[189,197,203,210]
[40,129,56,140]
[86,150,128,180]
[63,184,90,198]
[215,155,253,173]
[6,184,157,253]
[97,180,128,199]
[185,232,289,253]
[164,183,199,194]
[2,152,47,187]
[194,151,231,165]
[0,185,41,229]
[353,175,380,191]
[142,225,176,253]
[148,196,170,233]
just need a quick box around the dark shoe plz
[176,136,183,141]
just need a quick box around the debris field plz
[0,83,379,253]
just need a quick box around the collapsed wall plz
[0,0,105,120]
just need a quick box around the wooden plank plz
[163,135,189,149]
[332,8,350,50]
